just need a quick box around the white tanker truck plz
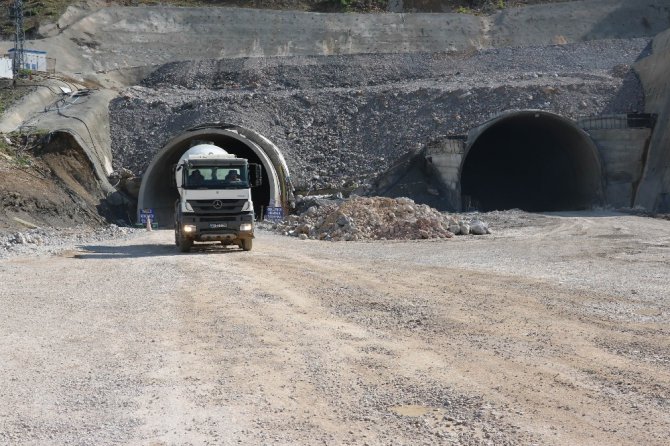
[173,143,262,252]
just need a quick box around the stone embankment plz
[267,196,490,241]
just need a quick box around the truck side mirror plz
[171,164,178,188]
[249,163,263,187]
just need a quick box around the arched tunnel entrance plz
[460,111,603,212]
[138,124,291,227]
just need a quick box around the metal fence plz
[578,113,657,130]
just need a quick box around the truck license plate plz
[209,223,227,228]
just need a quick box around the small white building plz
[7,48,48,72]
[0,57,12,79]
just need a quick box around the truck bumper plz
[179,213,254,242]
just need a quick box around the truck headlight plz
[184,202,194,212]
[240,223,252,232]
[183,224,196,233]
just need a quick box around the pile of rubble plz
[269,196,490,241]
[0,224,136,258]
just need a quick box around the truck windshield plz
[184,166,249,189]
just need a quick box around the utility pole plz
[10,0,25,78]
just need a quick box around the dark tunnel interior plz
[144,134,271,227]
[460,113,603,212]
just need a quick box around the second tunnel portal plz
[460,111,604,212]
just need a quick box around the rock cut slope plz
[110,37,649,192]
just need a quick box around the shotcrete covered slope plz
[635,28,670,211]
[3,0,668,80]
[110,38,649,192]
[0,84,118,189]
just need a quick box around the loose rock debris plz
[0,225,137,258]
[111,39,649,192]
[269,196,490,241]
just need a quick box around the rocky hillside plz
[110,38,647,193]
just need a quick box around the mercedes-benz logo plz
[212,200,223,209]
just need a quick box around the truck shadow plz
[74,243,246,259]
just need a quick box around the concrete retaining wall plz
[635,28,670,211]
[587,128,651,208]
[426,115,653,210]
[3,0,668,78]
[425,138,465,209]
[490,0,670,47]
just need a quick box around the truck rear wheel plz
[241,238,253,251]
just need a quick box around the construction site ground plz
[1,1,669,444]
[1,211,668,445]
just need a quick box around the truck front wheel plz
[241,238,253,251]
[178,234,193,253]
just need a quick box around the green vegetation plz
[0,133,26,166]
[1,0,73,38]
[0,130,47,167]
[1,87,16,116]
[13,152,33,167]
[0,83,34,117]
[0,136,10,155]
[456,0,506,13]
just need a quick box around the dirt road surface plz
[1,212,669,445]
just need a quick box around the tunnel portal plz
[460,111,603,212]
[138,125,289,227]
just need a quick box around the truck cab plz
[174,143,262,252]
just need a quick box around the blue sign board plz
[139,208,156,224]
[265,207,284,222]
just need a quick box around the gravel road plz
[0,212,668,445]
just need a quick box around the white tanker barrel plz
[175,144,236,188]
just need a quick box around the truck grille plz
[188,199,246,214]
[198,216,237,222]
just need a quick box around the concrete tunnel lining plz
[138,125,289,227]
[460,111,604,212]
